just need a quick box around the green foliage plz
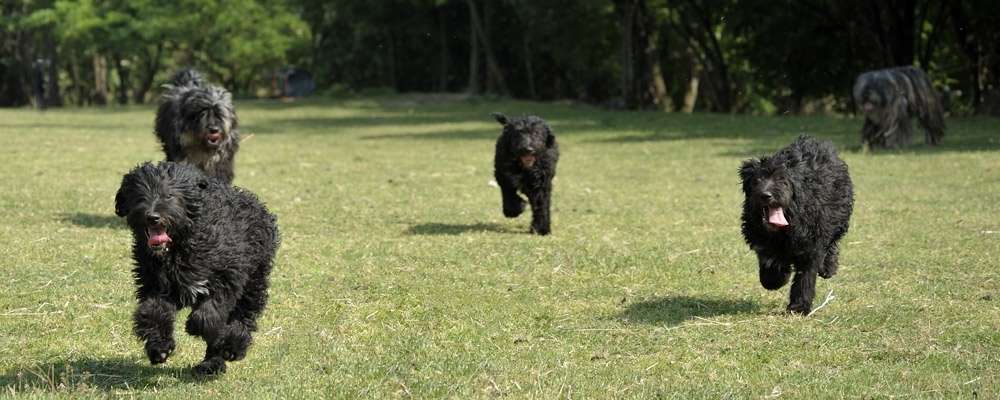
[5,0,998,114]
[0,96,998,397]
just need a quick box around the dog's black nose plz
[759,192,773,201]
[146,213,161,225]
[208,127,220,134]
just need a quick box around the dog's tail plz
[166,68,207,89]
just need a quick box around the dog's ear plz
[491,112,509,126]
[114,186,130,217]
[544,125,556,148]
[738,159,761,194]
[739,158,760,181]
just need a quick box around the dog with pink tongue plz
[739,136,854,315]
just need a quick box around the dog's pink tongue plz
[147,227,172,246]
[206,133,222,141]
[521,155,535,163]
[863,102,874,111]
[767,207,788,227]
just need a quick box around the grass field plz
[1,94,998,398]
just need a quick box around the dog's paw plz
[819,261,838,279]
[503,196,528,218]
[194,357,227,375]
[145,339,175,364]
[530,223,550,235]
[503,201,526,218]
[786,302,811,315]
[218,327,252,361]
[758,266,791,290]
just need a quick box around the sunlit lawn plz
[1,94,998,397]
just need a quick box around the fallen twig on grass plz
[807,289,835,317]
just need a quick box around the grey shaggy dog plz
[115,161,279,374]
[155,68,240,183]
[853,66,946,149]
[492,112,559,235]
[739,136,854,315]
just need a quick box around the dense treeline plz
[1,0,997,115]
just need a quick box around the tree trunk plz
[133,43,163,104]
[466,0,509,96]
[950,0,987,108]
[114,55,131,105]
[43,26,61,107]
[467,1,480,94]
[69,51,85,106]
[681,47,700,113]
[616,0,672,111]
[638,0,670,111]
[647,51,671,111]
[669,0,731,112]
[387,29,398,91]
[614,0,637,109]
[92,53,108,106]
[437,10,449,92]
[522,30,537,100]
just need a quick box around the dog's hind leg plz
[133,297,178,365]
[819,245,839,279]
[217,275,271,362]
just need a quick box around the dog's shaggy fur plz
[492,112,559,235]
[739,136,854,315]
[115,161,279,374]
[155,68,240,183]
[853,66,946,149]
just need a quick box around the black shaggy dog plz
[155,68,240,184]
[853,66,946,149]
[115,161,279,374]
[739,136,854,315]
[492,112,559,235]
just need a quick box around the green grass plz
[1,94,998,398]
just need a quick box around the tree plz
[613,0,672,111]
[664,0,736,112]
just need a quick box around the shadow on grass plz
[616,295,762,327]
[405,222,517,235]
[59,213,126,229]
[0,357,217,394]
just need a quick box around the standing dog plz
[739,136,854,314]
[853,66,946,149]
[492,112,559,235]
[115,161,279,374]
[155,68,240,183]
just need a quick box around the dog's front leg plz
[757,252,792,290]
[786,255,821,315]
[133,297,178,364]
[526,174,552,235]
[498,181,526,218]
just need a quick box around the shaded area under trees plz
[1,0,997,115]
